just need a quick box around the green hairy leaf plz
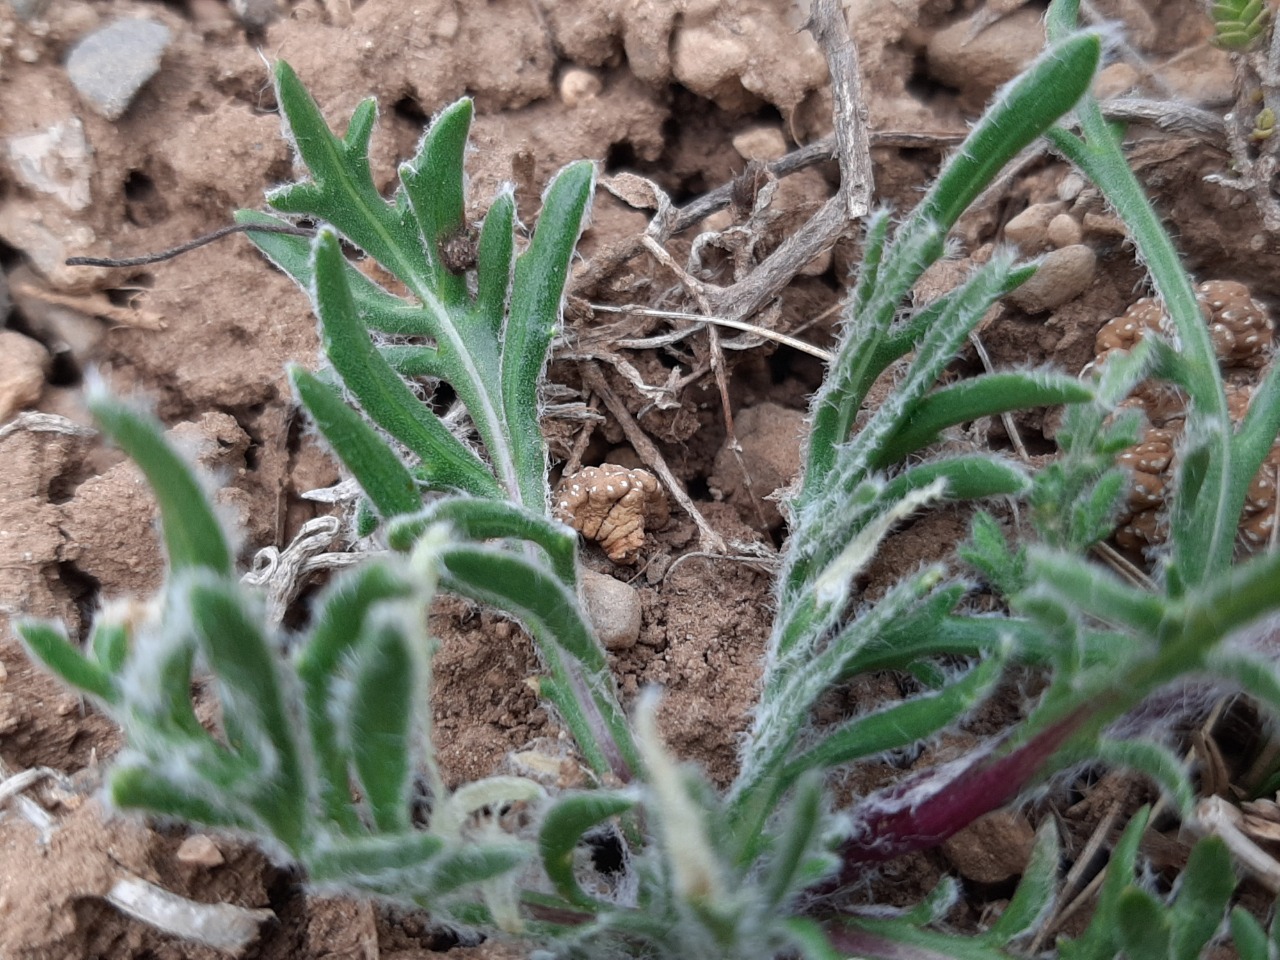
[289,365,422,518]
[539,790,635,907]
[90,394,233,576]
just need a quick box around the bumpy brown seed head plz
[1096,281,1279,555]
[1117,427,1176,477]
[1095,297,1166,356]
[1227,382,1254,421]
[1242,509,1278,550]
[1112,423,1181,550]
[1118,383,1188,428]
[553,464,669,563]
[1115,508,1165,552]
[1245,443,1280,515]
[1126,470,1166,512]
[1197,279,1273,368]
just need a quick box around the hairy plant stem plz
[1046,1,1234,595]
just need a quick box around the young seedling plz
[21,2,1280,955]
[239,62,638,783]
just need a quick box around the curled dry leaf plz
[553,464,670,563]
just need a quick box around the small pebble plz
[66,19,172,120]
[1093,62,1139,100]
[942,810,1037,884]
[1004,202,1063,253]
[671,25,750,108]
[231,0,278,28]
[710,402,806,531]
[1007,244,1097,314]
[175,834,225,868]
[1057,172,1085,203]
[7,119,94,211]
[1083,212,1128,238]
[1047,213,1083,248]
[559,68,602,108]
[732,126,788,162]
[927,8,1044,103]
[580,568,642,651]
[0,330,49,422]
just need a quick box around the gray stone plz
[231,0,279,29]
[7,0,50,22]
[66,19,172,121]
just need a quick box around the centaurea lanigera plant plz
[20,2,1280,955]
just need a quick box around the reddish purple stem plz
[830,706,1090,880]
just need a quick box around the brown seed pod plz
[553,464,669,563]
[1115,507,1165,552]
[1095,297,1166,356]
[1197,279,1273,368]
[1096,281,1278,555]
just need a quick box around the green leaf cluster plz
[21,399,528,915]
[22,5,1280,957]
[1210,0,1270,49]
[240,62,591,521]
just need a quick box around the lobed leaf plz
[109,762,257,833]
[919,31,1100,231]
[1171,835,1236,959]
[761,771,831,912]
[306,832,446,886]
[439,542,639,779]
[269,62,426,294]
[309,229,502,499]
[425,843,531,899]
[91,620,130,677]
[879,455,1031,506]
[1058,807,1150,960]
[501,160,594,509]
[873,371,1093,467]
[781,656,1003,788]
[186,578,308,849]
[1116,888,1172,960]
[387,497,578,586]
[237,210,436,337]
[985,822,1059,944]
[348,622,416,833]
[399,98,473,307]
[1024,547,1167,636]
[1089,738,1194,816]
[17,620,118,705]
[474,190,515,335]
[1207,650,1280,722]
[1230,908,1271,960]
